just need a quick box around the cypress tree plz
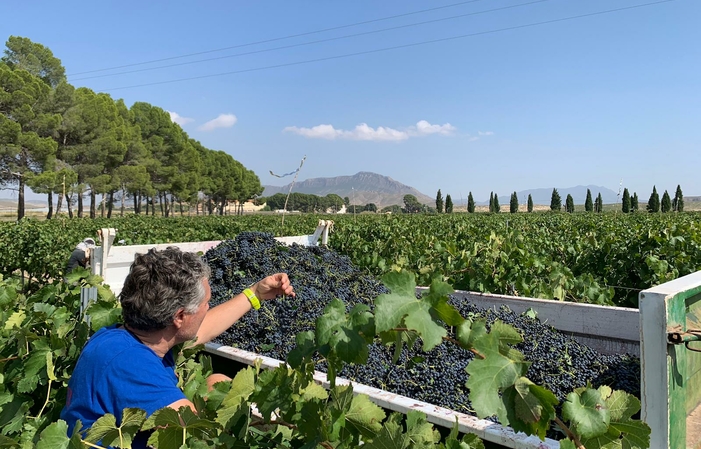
[595,193,603,213]
[585,189,593,212]
[661,190,672,213]
[435,189,444,213]
[550,188,562,211]
[527,194,533,212]
[631,192,639,211]
[467,192,475,213]
[489,192,494,213]
[445,194,453,213]
[510,191,518,213]
[622,188,631,213]
[493,193,500,213]
[565,194,574,213]
[673,184,684,212]
[647,186,660,213]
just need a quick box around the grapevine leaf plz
[362,415,404,449]
[605,390,640,422]
[489,321,523,354]
[610,421,651,449]
[346,394,386,438]
[216,367,255,427]
[562,388,610,439]
[376,271,446,351]
[405,410,439,445]
[503,377,558,440]
[286,330,316,368]
[33,303,56,317]
[296,400,325,441]
[0,434,19,448]
[0,397,29,433]
[580,427,620,449]
[465,332,529,423]
[0,284,17,308]
[559,439,577,449]
[249,367,294,420]
[4,311,25,330]
[316,300,370,364]
[316,299,346,346]
[422,279,463,327]
[85,409,146,448]
[85,299,121,331]
[45,351,56,381]
[456,319,487,350]
[301,381,328,401]
[36,420,76,449]
[146,406,217,448]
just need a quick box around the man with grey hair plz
[61,246,295,447]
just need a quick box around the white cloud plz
[478,131,494,136]
[198,113,238,131]
[283,120,455,142]
[167,110,194,126]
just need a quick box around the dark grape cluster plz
[204,232,640,419]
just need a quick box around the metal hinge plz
[668,326,701,352]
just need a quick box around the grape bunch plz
[204,232,640,418]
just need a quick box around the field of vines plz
[1,212,699,307]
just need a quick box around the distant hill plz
[486,185,621,206]
[262,172,433,209]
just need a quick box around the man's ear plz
[173,308,186,329]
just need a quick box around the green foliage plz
[527,194,533,213]
[585,189,593,212]
[445,194,453,213]
[646,186,660,213]
[631,192,639,211]
[467,192,475,213]
[595,193,603,213]
[2,36,66,88]
[436,189,444,213]
[565,194,574,213]
[510,192,518,214]
[661,190,672,213]
[489,192,494,213]
[492,193,500,213]
[403,194,424,214]
[673,184,684,212]
[550,189,561,212]
[622,188,631,213]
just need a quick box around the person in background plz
[65,238,97,273]
[60,246,295,448]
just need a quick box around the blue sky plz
[2,0,699,202]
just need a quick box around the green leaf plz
[562,388,610,439]
[146,406,218,448]
[363,415,405,449]
[465,332,529,423]
[376,271,446,351]
[610,420,650,449]
[405,410,439,445]
[36,421,70,449]
[0,434,19,448]
[559,439,577,449]
[216,367,255,427]
[605,390,640,422]
[503,377,558,440]
[346,394,386,438]
[85,299,121,331]
[85,409,146,448]
[4,311,25,330]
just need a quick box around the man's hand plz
[253,273,295,301]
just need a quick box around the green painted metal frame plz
[640,272,701,449]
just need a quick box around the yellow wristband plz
[243,288,261,310]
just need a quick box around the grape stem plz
[554,417,584,449]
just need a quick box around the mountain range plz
[263,172,624,209]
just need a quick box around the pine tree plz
[489,192,494,213]
[631,192,639,211]
[493,193,500,213]
[510,191,518,213]
[565,194,574,213]
[435,189,444,213]
[595,193,603,213]
[647,186,660,213]
[622,188,631,213]
[585,189,593,212]
[661,190,672,213]
[550,188,561,211]
[673,184,684,212]
[445,194,453,213]
[527,194,533,212]
[467,192,475,213]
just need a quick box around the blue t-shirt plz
[60,325,186,448]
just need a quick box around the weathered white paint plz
[205,343,559,449]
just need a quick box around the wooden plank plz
[421,288,640,353]
[204,343,559,449]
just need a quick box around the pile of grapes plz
[205,232,640,416]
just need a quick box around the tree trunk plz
[179,200,184,216]
[159,193,164,216]
[134,192,140,215]
[90,190,97,218]
[56,191,63,217]
[17,176,25,221]
[107,191,115,218]
[46,191,54,219]
[121,190,126,216]
[66,194,73,218]
[77,190,84,218]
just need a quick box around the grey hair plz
[120,247,211,331]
